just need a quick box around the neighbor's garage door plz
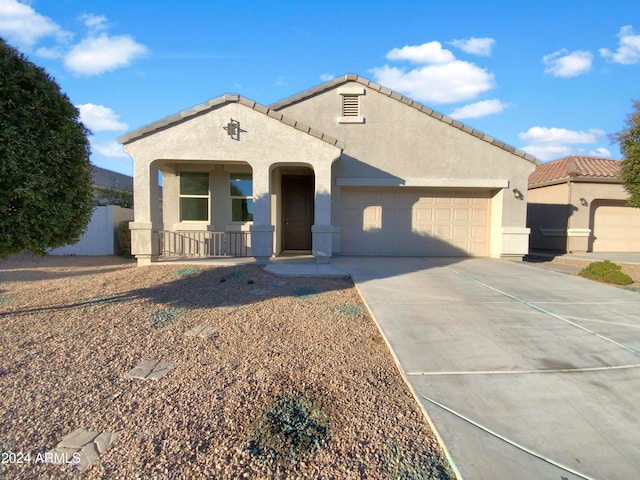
[341,188,491,256]
[593,202,640,252]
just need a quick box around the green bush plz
[118,221,132,258]
[579,260,633,285]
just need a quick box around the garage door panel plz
[341,188,490,256]
[593,203,640,252]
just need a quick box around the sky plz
[1,0,639,177]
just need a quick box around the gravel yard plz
[0,255,455,479]
[526,256,640,291]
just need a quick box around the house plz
[118,74,538,265]
[527,156,640,252]
[49,166,134,256]
[91,165,134,207]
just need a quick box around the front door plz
[282,175,314,250]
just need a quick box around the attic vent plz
[342,95,359,117]
[337,86,365,124]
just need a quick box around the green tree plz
[0,38,94,257]
[612,99,640,207]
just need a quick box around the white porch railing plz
[156,230,251,257]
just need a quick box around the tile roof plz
[118,94,345,149]
[269,73,539,165]
[528,156,622,187]
[91,165,133,192]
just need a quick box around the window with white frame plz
[179,172,209,221]
[230,173,253,222]
[338,86,365,123]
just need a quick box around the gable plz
[272,75,537,182]
[271,74,538,166]
[119,95,343,165]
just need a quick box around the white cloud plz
[543,49,593,77]
[518,126,607,161]
[320,73,335,82]
[64,33,148,75]
[77,104,128,132]
[600,25,640,64]
[91,139,129,159]
[449,99,509,119]
[35,46,64,58]
[80,13,108,34]
[371,61,494,104]
[0,0,71,48]
[519,126,604,145]
[373,41,496,105]
[589,147,612,157]
[449,37,495,56]
[386,41,455,64]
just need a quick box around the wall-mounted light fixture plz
[223,118,242,140]
[512,188,524,200]
[580,197,588,207]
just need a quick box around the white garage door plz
[341,188,491,256]
[593,203,640,252]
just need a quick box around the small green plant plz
[579,260,633,285]
[118,220,132,258]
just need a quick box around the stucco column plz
[249,163,274,263]
[129,162,162,265]
[312,160,335,263]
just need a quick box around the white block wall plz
[49,205,134,256]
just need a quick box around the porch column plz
[249,163,274,263]
[312,160,334,263]
[130,162,162,266]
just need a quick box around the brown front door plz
[282,175,314,250]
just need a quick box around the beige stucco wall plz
[277,81,536,256]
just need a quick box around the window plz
[230,173,253,222]
[180,172,209,221]
[338,86,365,124]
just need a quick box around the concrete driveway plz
[331,256,640,480]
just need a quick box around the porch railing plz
[156,230,251,257]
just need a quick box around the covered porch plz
[119,94,343,266]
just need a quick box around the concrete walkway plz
[332,256,640,480]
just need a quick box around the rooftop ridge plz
[269,73,540,165]
[118,95,345,150]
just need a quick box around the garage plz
[340,188,491,256]
[592,202,640,252]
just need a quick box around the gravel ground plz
[524,256,640,291]
[0,254,455,479]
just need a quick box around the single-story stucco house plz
[118,73,539,266]
[528,155,640,253]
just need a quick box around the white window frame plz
[179,171,210,223]
[229,172,253,223]
[338,86,365,124]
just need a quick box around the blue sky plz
[2,0,639,176]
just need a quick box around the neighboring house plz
[92,165,134,207]
[527,156,640,253]
[49,166,134,256]
[119,73,538,265]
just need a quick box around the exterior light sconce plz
[223,118,243,140]
[512,188,524,200]
[580,197,588,206]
